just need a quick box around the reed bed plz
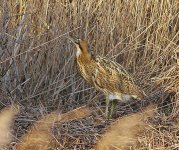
[0,0,178,149]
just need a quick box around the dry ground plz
[0,0,179,149]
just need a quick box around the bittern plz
[67,37,145,118]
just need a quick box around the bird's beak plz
[66,36,79,44]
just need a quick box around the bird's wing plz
[95,56,133,82]
[93,56,143,97]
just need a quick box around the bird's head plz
[66,37,90,58]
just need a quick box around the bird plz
[67,37,145,118]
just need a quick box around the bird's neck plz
[76,47,92,62]
[77,52,92,63]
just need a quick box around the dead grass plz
[15,106,91,150]
[94,105,156,150]
[0,105,19,149]
[0,0,178,149]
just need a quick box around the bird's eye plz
[75,38,81,44]
[77,39,81,42]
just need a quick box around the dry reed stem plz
[15,106,91,150]
[0,105,19,149]
[94,105,156,150]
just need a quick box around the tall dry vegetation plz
[0,0,178,107]
[0,0,178,149]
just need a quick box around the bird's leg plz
[109,100,117,118]
[105,97,110,119]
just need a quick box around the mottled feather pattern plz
[76,54,144,100]
[95,56,132,82]
[71,39,145,101]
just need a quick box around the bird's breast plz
[76,60,94,83]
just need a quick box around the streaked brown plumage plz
[67,37,145,118]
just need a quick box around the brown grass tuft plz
[0,105,19,149]
[94,105,156,150]
[15,106,91,150]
